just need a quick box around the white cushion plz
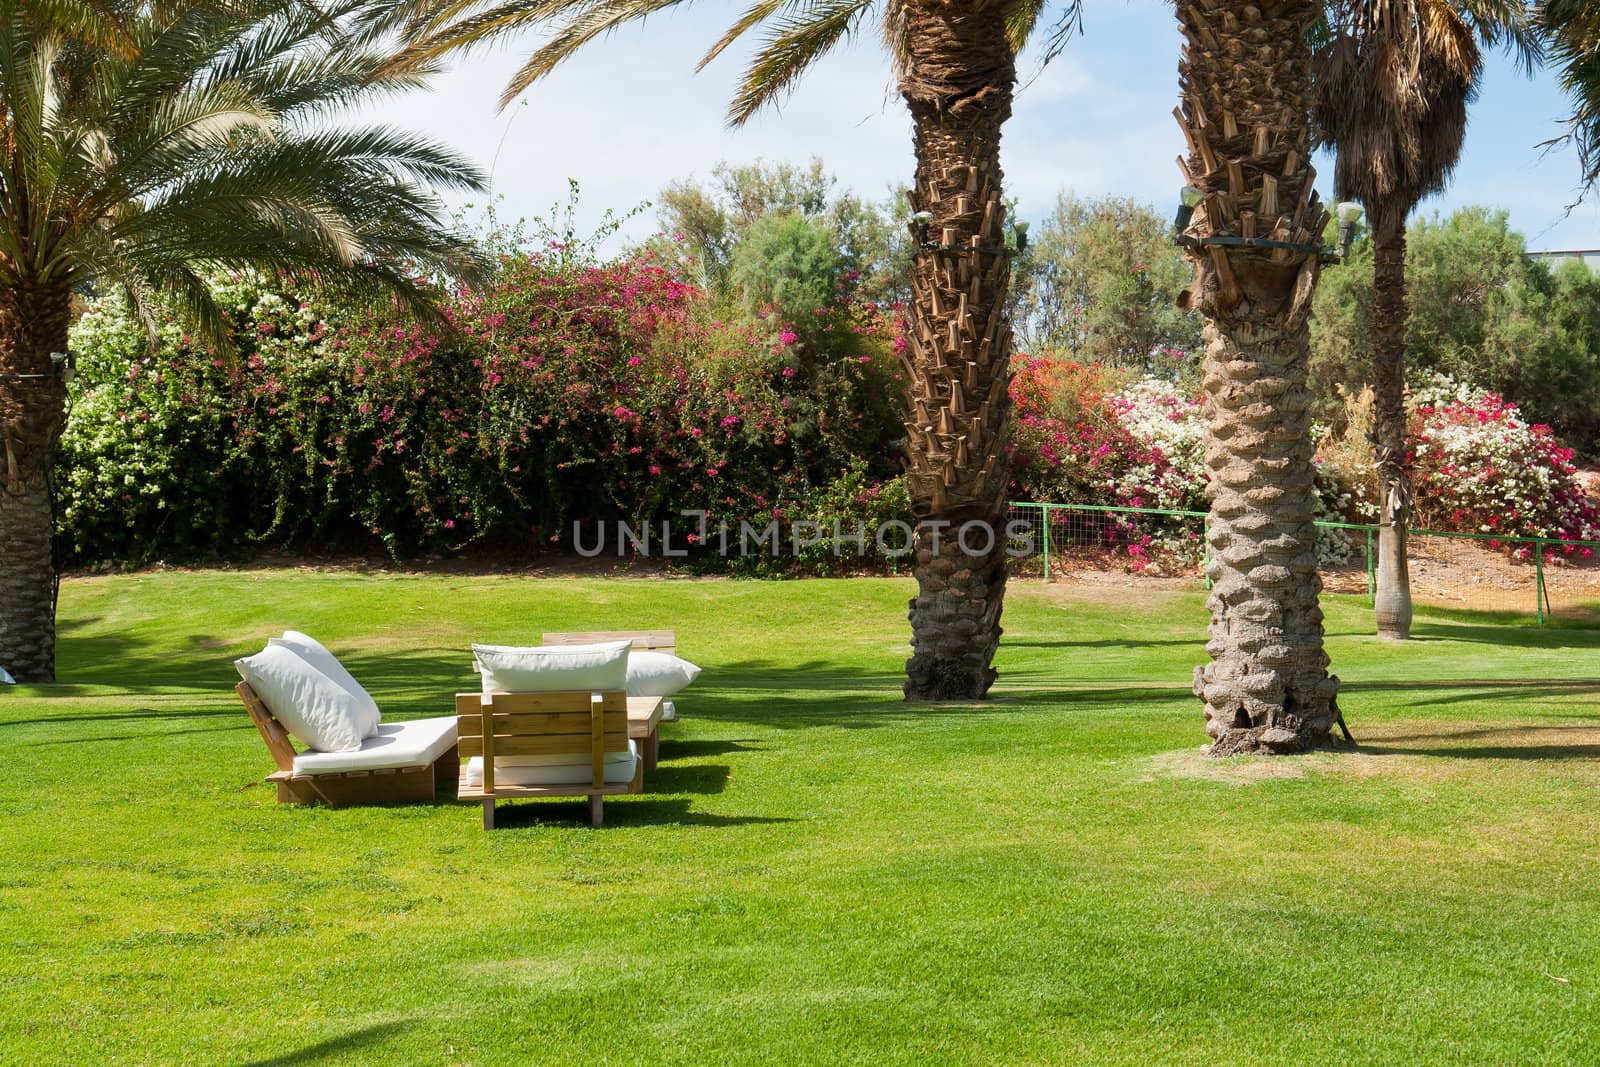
[273,631,381,738]
[236,645,367,752]
[464,741,638,788]
[473,640,631,695]
[292,716,458,775]
[626,651,701,697]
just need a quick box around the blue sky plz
[362,0,1600,252]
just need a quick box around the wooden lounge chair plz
[542,629,676,654]
[237,681,459,806]
[544,629,681,738]
[455,689,643,829]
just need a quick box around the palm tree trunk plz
[0,284,73,683]
[1175,0,1342,753]
[897,0,1016,701]
[1370,214,1412,639]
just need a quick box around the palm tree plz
[1312,0,1536,640]
[0,0,486,682]
[1175,0,1343,754]
[374,0,1083,701]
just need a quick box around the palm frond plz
[726,0,874,126]
[498,0,695,109]
[1028,0,1083,69]
[1539,0,1600,190]
[0,0,489,349]
[10,0,138,57]
[697,0,791,71]
[1311,0,1537,226]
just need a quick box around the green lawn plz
[3,572,1599,1065]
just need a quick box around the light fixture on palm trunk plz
[0,351,75,382]
[1172,185,1362,263]
[1174,185,1203,232]
[907,212,1029,256]
[1335,201,1365,260]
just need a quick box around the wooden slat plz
[237,681,297,772]
[456,709,627,734]
[542,630,675,652]
[480,695,494,795]
[590,692,605,788]
[473,690,628,715]
[458,731,629,759]
[458,778,638,801]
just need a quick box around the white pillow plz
[272,631,381,738]
[626,651,702,697]
[473,640,631,695]
[236,644,367,752]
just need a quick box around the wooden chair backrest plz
[455,689,630,794]
[542,630,676,654]
[237,681,298,773]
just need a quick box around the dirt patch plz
[1139,718,1600,785]
[1031,534,1600,618]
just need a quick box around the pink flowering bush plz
[1409,381,1600,558]
[1009,359,1139,500]
[60,244,908,569]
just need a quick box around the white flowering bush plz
[57,298,244,565]
[1106,377,1208,514]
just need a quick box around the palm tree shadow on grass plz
[242,1021,412,1066]
[1355,722,1600,762]
[37,609,1600,741]
[1345,680,1600,708]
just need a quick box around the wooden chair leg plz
[590,794,603,828]
[482,798,495,830]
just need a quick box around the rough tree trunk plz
[897,0,1016,701]
[1175,0,1343,754]
[0,284,73,683]
[1370,214,1413,640]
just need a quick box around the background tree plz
[644,159,910,309]
[1312,0,1535,640]
[1175,0,1343,755]
[380,0,1085,700]
[1309,206,1600,457]
[0,0,484,681]
[1015,193,1200,369]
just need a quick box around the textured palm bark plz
[1175,0,1342,753]
[1370,216,1413,639]
[897,0,1016,701]
[0,284,72,683]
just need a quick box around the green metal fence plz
[1006,501,1600,624]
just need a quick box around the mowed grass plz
[3,572,1600,1065]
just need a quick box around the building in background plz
[1526,248,1600,272]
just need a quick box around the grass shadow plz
[482,795,793,830]
[645,763,730,795]
[659,738,764,760]
[1354,723,1600,762]
[241,1021,412,1066]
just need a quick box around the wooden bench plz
[236,681,459,806]
[542,629,676,654]
[455,689,643,829]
